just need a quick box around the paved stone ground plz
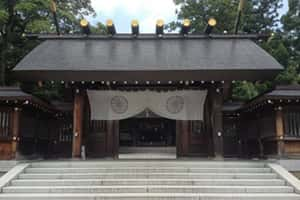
[292,172,300,179]
[118,147,177,159]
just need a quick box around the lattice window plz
[90,120,107,133]
[0,111,11,138]
[284,111,300,137]
[59,123,73,142]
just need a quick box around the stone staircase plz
[0,160,300,199]
[0,161,18,174]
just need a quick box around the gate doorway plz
[118,113,176,159]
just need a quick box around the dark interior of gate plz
[118,115,176,158]
[85,91,213,158]
[119,118,176,147]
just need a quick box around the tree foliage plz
[274,0,300,85]
[281,0,300,67]
[241,0,283,33]
[0,0,98,83]
[168,0,237,33]
[0,0,106,99]
[169,0,283,34]
[170,0,298,101]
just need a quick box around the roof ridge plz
[25,33,269,40]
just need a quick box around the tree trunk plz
[0,0,16,85]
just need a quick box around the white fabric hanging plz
[87,90,207,121]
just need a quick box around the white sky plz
[88,0,177,33]
[88,0,289,33]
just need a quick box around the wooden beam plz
[276,108,285,157]
[72,89,85,158]
[11,107,21,159]
[210,87,224,158]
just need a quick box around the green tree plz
[281,0,300,51]
[281,0,300,71]
[0,0,96,86]
[169,0,287,100]
[169,0,283,34]
[232,81,259,100]
[241,0,283,33]
[168,0,237,33]
[275,62,300,84]
[0,0,109,101]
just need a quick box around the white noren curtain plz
[87,90,207,121]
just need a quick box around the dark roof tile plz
[14,38,283,81]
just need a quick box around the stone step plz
[10,179,285,186]
[2,186,294,194]
[25,167,271,174]
[30,161,266,168]
[0,193,300,200]
[18,172,278,179]
[119,147,176,153]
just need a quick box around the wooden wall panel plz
[223,116,238,157]
[87,134,106,157]
[176,120,210,157]
[284,141,300,154]
[263,140,278,155]
[87,120,107,158]
[260,114,276,138]
[0,142,13,160]
[188,121,209,156]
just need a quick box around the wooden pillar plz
[257,113,264,158]
[11,107,21,159]
[210,87,224,159]
[106,120,114,157]
[72,89,85,158]
[176,120,181,156]
[222,81,232,101]
[113,121,119,158]
[275,107,285,157]
[106,120,119,158]
[176,120,189,157]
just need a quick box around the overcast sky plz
[87,0,289,33]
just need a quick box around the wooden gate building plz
[9,34,284,159]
